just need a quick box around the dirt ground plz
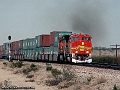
[0,59,120,90]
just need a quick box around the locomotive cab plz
[70,34,92,63]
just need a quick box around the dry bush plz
[25,79,35,82]
[3,62,8,66]
[26,74,34,78]
[46,68,62,86]
[62,65,76,81]
[30,63,38,71]
[46,79,60,86]
[22,66,31,75]
[58,81,75,89]
[9,61,24,68]
[46,63,52,71]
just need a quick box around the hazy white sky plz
[0,0,120,47]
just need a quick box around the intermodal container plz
[32,49,35,55]
[19,49,22,54]
[23,49,28,55]
[35,35,41,47]
[40,34,50,47]
[50,31,72,46]
[4,43,9,51]
[4,50,8,55]
[29,38,36,49]
[13,41,19,50]
[0,51,4,56]
[41,47,50,54]
[27,49,34,55]
[14,50,19,54]
[10,42,14,51]
[49,46,58,54]
[35,47,41,54]
[23,38,29,50]
[18,40,23,49]
[1,45,5,51]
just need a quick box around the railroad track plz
[73,62,120,70]
[3,59,120,70]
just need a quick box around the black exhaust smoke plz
[71,5,107,46]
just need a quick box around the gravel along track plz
[2,59,120,90]
[25,61,120,90]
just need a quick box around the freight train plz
[0,31,92,63]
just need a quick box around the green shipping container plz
[35,47,41,54]
[35,35,41,47]
[23,49,28,55]
[49,46,58,54]
[19,49,23,54]
[42,47,50,54]
[28,38,36,49]
[23,38,29,50]
[4,43,9,51]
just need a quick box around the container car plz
[0,31,92,63]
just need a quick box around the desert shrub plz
[10,61,23,68]
[25,79,35,82]
[10,62,16,68]
[15,61,23,68]
[62,67,76,81]
[3,62,8,66]
[46,68,62,86]
[51,68,62,80]
[26,75,34,78]
[46,63,52,71]
[30,63,38,71]
[58,81,75,89]
[46,79,60,86]
[87,77,92,85]
[22,67,31,74]
[113,84,120,90]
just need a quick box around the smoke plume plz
[71,5,107,46]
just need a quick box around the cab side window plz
[71,37,80,42]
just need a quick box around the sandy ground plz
[0,60,57,90]
[0,59,120,90]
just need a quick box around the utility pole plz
[110,44,120,64]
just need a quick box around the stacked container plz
[10,41,19,55]
[0,44,4,56]
[29,38,36,49]
[4,43,9,55]
[18,40,23,49]
[40,34,50,47]
[35,35,40,47]
[23,38,29,50]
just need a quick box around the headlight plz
[86,51,89,53]
[75,51,78,53]
[82,42,84,45]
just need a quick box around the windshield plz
[82,37,91,42]
[72,37,80,42]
